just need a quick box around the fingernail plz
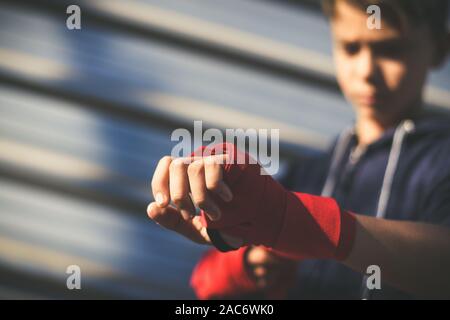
[155,193,164,206]
[146,203,157,221]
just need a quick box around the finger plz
[204,156,233,202]
[151,156,172,208]
[169,158,196,220]
[253,266,267,278]
[247,247,279,267]
[187,159,222,221]
[147,202,211,245]
[191,215,211,244]
[251,265,282,290]
[253,269,267,289]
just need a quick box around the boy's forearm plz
[342,214,450,299]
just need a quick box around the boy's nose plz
[355,47,380,83]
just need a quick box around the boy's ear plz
[432,32,450,68]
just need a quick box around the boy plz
[147,0,450,299]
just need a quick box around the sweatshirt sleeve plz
[190,246,297,300]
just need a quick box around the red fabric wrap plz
[190,247,258,300]
[192,143,356,261]
[190,246,297,300]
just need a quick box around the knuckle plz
[169,158,186,171]
[171,194,185,204]
[158,155,173,167]
[204,156,219,166]
[172,195,183,207]
[248,249,267,264]
[187,160,204,176]
[161,155,173,163]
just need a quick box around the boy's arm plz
[342,166,450,298]
[191,194,450,299]
[148,143,450,299]
[341,209,450,299]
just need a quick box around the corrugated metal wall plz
[0,0,449,299]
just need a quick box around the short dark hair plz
[322,0,450,64]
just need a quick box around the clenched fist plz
[147,150,243,247]
[147,142,288,251]
[147,143,356,261]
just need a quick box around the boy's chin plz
[354,103,402,124]
[354,103,388,117]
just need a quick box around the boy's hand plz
[148,143,355,261]
[147,152,243,247]
[245,246,298,290]
[147,142,283,250]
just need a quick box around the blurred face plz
[331,1,436,125]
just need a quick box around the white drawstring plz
[321,126,355,197]
[317,120,415,299]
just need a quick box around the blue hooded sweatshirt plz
[283,111,450,299]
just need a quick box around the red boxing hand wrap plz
[190,247,258,300]
[273,193,356,260]
[192,143,286,248]
[190,246,298,299]
[193,143,356,261]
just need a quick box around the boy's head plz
[322,0,449,125]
